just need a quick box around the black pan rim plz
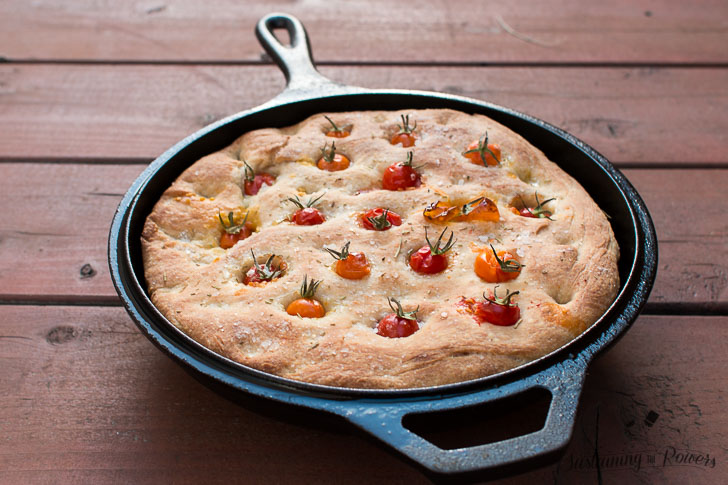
[109,87,657,401]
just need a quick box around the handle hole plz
[402,387,551,450]
[270,26,292,48]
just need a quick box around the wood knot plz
[46,325,78,345]
[80,263,96,279]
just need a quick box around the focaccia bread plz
[141,109,619,389]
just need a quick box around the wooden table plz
[1,2,726,483]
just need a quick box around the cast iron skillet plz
[109,13,657,477]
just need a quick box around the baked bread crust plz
[141,109,619,389]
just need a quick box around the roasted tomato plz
[423,200,460,223]
[324,115,351,138]
[511,193,555,219]
[409,227,455,275]
[382,151,422,190]
[456,197,500,222]
[317,142,350,172]
[473,287,521,326]
[325,242,370,280]
[360,208,402,231]
[474,245,523,282]
[463,131,501,167]
[390,114,417,147]
[376,297,420,338]
[287,194,326,226]
[218,211,254,249]
[286,275,325,318]
[242,160,275,196]
[243,250,285,285]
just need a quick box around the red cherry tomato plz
[244,173,276,196]
[473,299,520,326]
[376,313,419,338]
[360,208,402,231]
[219,226,252,249]
[382,163,421,191]
[291,208,325,226]
[409,246,448,274]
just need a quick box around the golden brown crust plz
[141,109,619,389]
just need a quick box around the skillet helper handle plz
[256,13,352,101]
[336,360,587,475]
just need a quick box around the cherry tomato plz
[474,249,521,283]
[456,197,500,222]
[473,299,520,326]
[463,132,501,167]
[376,313,419,338]
[242,252,285,285]
[360,208,402,231]
[335,252,370,280]
[390,132,416,147]
[291,207,326,226]
[390,114,417,148]
[409,246,448,274]
[317,153,350,172]
[218,211,254,249]
[220,227,252,249]
[244,173,276,196]
[382,153,422,191]
[286,298,326,318]
[423,200,460,223]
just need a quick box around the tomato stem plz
[286,193,325,210]
[388,297,419,320]
[324,241,351,261]
[425,227,456,255]
[250,249,285,281]
[219,210,249,234]
[484,286,519,307]
[489,244,524,273]
[243,160,255,183]
[397,114,416,134]
[367,209,392,230]
[299,274,322,299]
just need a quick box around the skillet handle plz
[256,13,359,102]
[331,359,587,475]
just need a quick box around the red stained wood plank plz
[0,306,725,483]
[1,0,726,64]
[1,64,727,165]
[0,164,725,308]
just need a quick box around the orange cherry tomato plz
[390,132,416,147]
[286,298,326,318]
[456,197,500,222]
[423,200,460,223]
[335,253,370,280]
[463,132,501,167]
[390,114,417,147]
[317,153,350,171]
[474,248,521,283]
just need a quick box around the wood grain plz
[0,306,724,484]
[1,0,727,64]
[1,64,727,165]
[0,164,725,308]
